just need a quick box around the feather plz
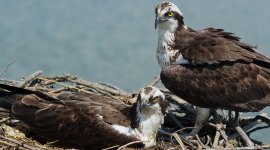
[161,62,270,112]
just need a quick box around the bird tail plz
[0,83,62,111]
[0,84,32,110]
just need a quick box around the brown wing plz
[57,91,130,108]
[11,92,137,149]
[175,28,270,65]
[55,91,131,125]
[161,62,270,112]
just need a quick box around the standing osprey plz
[0,84,168,149]
[155,1,270,137]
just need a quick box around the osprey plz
[155,1,270,137]
[0,84,168,149]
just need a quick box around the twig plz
[18,70,43,88]
[159,88,171,93]
[195,134,206,149]
[49,87,67,93]
[213,127,221,147]
[0,140,16,147]
[235,126,254,146]
[148,75,160,86]
[102,145,119,150]
[0,117,10,124]
[0,60,15,78]
[69,78,131,97]
[226,144,270,150]
[166,147,181,150]
[171,133,186,150]
[99,82,130,96]
[44,74,77,82]
[173,127,195,135]
[158,129,172,136]
[117,141,143,150]
[205,135,211,147]
[0,135,38,150]
[172,127,196,149]
[204,144,270,150]
[228,114,266,140]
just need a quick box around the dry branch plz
[69,78,131,97]
[0,135,38,150]
[148,75,160,86]
[18,70,43,88]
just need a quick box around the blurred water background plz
[0,0,269,143]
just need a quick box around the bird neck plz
[157,26,189,68]
[129,101,165,147]
[138,106,164,147]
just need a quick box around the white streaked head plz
[112,86,167,148]
[155,1,183,17]
[137,86,167,147]
[139,86,166,111]
[155,2,189,68]
[155,1,184,31]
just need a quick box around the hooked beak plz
[141,102,151,109]
[155,16,167,29]
[155,16,159,29]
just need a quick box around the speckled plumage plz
[155,1,270,112]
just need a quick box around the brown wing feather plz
[11,93,137,149]
[55,91,131,125]
[161,63,270,112]
[175,28,270,65]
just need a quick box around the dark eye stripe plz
[149,96,160,103]
[149,96,155,101]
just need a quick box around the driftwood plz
[0,70,270,150]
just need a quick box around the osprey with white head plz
[154,1,270,144]
[0,84,169,149]
[155,1,189,68]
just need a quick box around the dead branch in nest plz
[18,70,43,88]
[148,75,160,86]
[0,135,39,150]
[116,141,143,150]
[71,78,130,96]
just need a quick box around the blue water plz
[0,0,269,143]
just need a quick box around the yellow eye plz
[166,12,174,17]
[150,97,159,103]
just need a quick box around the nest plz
[1,70,270,150]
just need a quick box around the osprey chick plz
[0,84,168,149]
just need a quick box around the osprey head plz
[138,86,166,112]
[155,1,184,30]
[131,86,167,130]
